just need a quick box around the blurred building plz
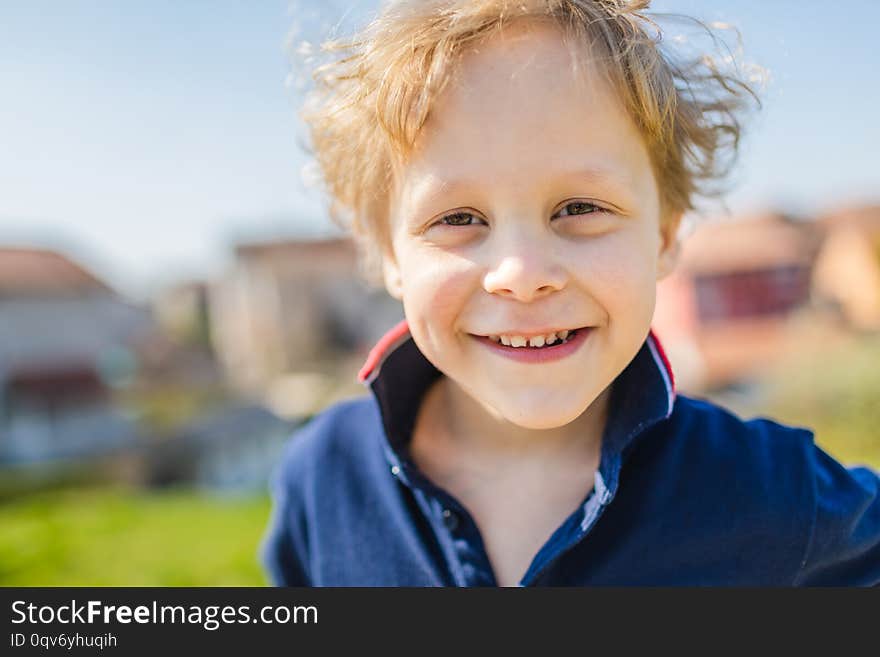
[813,205,880,331]
[147,403,297,492]
[209,237,402,415]
[148,279,221,389]
[153,280,212,349]
[0,247,155,464]
[654,212,824,391]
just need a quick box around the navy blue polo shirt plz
[260,320,880,586]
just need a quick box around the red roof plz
[0,247,112,296]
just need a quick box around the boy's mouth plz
[468,326,592,363]
[473,327,587,348]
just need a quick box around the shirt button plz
[442,508,460,531]
[390,465,401,477]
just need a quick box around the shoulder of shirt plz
[667,392,817,453]
[643,394,880,585]
[663,396,880,586]
[648,395,820,559]
[648,393,820,498]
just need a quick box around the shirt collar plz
[357,319,676,498]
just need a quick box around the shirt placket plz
[394,442,621,587]
[391,456,496,586]
[519,465,617,586]
[416,488,497,586]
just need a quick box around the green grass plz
[0,486,272,586]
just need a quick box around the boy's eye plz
[433,201,608,229]
[553,201,605,218]
[437,211,483,227]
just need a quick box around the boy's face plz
[382,21,681,430]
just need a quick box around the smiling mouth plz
[472,327,589,349]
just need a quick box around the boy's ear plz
[382,253,403,300]
[656,212,683,281]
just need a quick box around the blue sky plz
[1,1,878,299]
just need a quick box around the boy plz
[260,0,880,586]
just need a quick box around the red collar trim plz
[647,327,676,392]
[358,319,676,397]
[357,318,411,383]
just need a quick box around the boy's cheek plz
[400,256,476,330]
[573,237,657,296]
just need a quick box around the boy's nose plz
[482,247,568,303]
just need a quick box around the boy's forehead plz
[391,22,653,219]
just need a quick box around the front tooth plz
[500,335,511,346]
[528,335,545,347]
[545,333,557,344]
[558,329,570,340]
[509,335,527,347]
